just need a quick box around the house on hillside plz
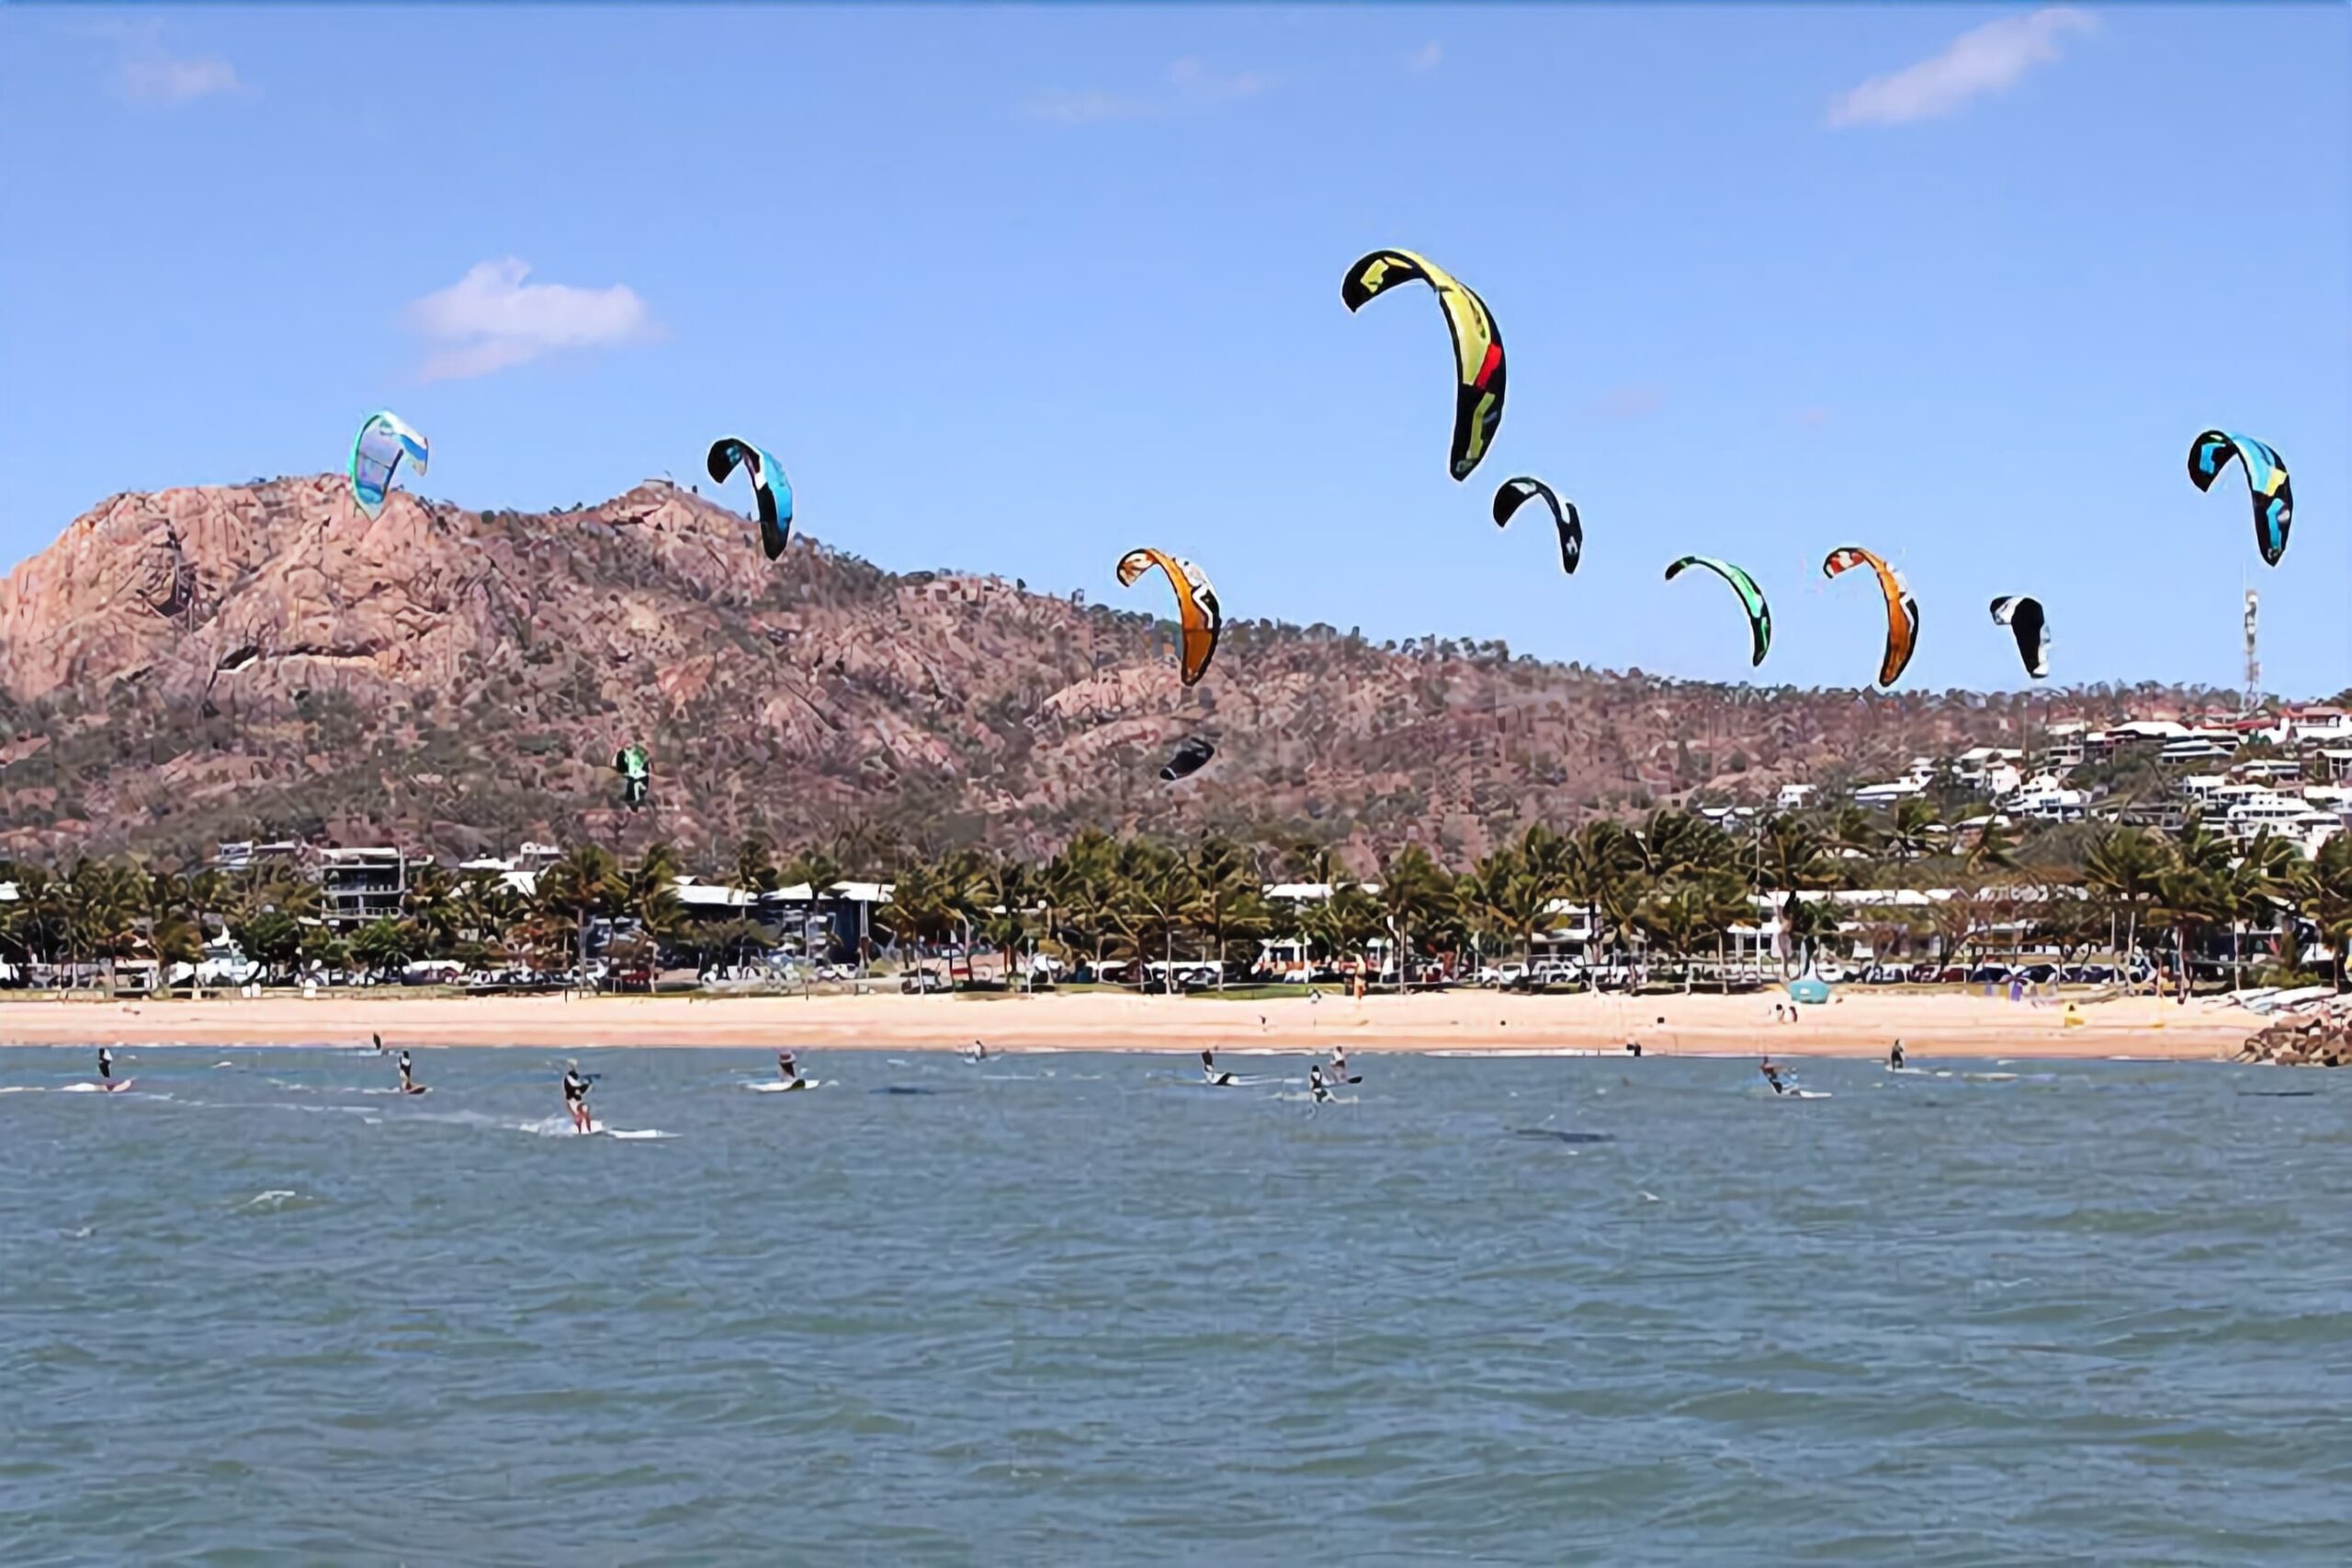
[319,847,420,931]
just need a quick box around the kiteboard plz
[102,1077,137,1094]
[399,1085,432,1096]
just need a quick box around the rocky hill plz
[0,478,2241,867]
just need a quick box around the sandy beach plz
[0,987,2256,1060]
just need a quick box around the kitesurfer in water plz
[1759,1055,1789,1096]
[398,1050,419,1093]
[1309,1062,1332,1104]
[777,1050,803,1088]
[1330,1043,1352,1083]
[1201,1047,1233,1087]
[1888,1039,1905,1070]
[562,1061,594,1133]
[97,1046,113,1084]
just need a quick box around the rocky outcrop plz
[2237,1008,2352,1066]
[0,475,2248,865]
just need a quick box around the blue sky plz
[2,5,2346,696]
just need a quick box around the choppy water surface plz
[4,1045,2348,1565]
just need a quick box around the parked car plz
[1968,964,2014,985]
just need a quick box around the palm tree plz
[880,855,959,988]
[1826,804,1883,862]
[535,845,621,990]
[402,864,462,958]
[1044,829,1119,979]
[1566,820,1645,983]
[349,918,418,978]
[1888,797,1943,863]
[1634,872,1748,992]
[616,843,687,971]
[1184,839,1269,989]
[62,859,145,994]
[1371,845,1451,990]
[2289,833,2352,990]
[2083,825,2165,980]
[2212,831,2299,990]
[1105,839,1197,988]
[2151,814,2233,999]
[1963,818,2018,876]
[1456,841,1556,976]
[735,834,784,897]
[0,865,69,972]
[967,853,1041,989]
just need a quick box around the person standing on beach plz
[562,1061,594,1132]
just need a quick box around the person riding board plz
[777,1050,804,1087]
[562,1061,594,1133]
[1759,1055,1790,1096]
[1330,1043,1353,1083]
[97,1046,113,1084]
[1309,1062,1332,1104]
[1889,1039,1906,1070]
[398,1050,419,1094]
[1201,1047,1233,1088]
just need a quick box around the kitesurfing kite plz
[1989,595,2049,680]
[2187,429,2293,567]
[1340,249,1506,481]
[1663,556,1772,667]
[1491,477,1582,575]
[614,744,650,810]
[349,412,429,521]
[1116,548,1222,687]
[706,437,794,559]
[1159,735,1216,782]
[1821,546,1919,688]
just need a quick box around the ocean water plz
[3,1044,2348,1566]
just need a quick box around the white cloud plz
[1828,8,2095,129]
[1407,41,1443,74]
[119,53,243,106]
[1585,381,1668,421]
[1023,57,1272,125]
[85,20,244,106]
[406,259,656,381]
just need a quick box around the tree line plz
[4,802,2350,993]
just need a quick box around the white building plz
[2011,779,2087,822]
[1775,782,1817,811]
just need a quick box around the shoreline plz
[0,990,2252,1061]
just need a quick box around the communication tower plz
[2242,589,2260,715]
